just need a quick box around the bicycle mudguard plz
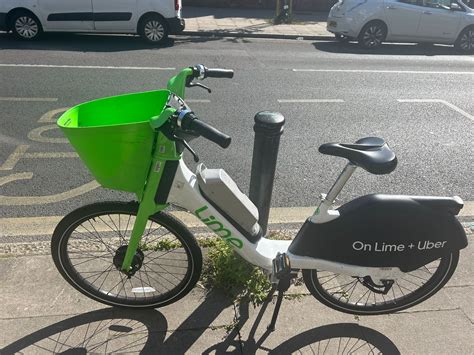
[289,194,468,272]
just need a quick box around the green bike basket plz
[57,90,171,195]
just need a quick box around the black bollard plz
[249,111,285,235]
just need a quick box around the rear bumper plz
[326,15,358,38]
[167,17,185,34]
[0,13,7,31]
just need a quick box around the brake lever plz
[188,81,212,93]
[173,135,200,162]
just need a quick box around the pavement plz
[1,222,472,354]
[182,7,332,40]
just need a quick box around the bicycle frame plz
[120,66,404,280]
[166,159,404,280]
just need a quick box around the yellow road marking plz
[1,203,472,237]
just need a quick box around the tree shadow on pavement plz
[313,40,464,56]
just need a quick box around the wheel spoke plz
[54,206,196,306]
[311,254,452,313]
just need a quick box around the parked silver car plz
[327,0,474,52]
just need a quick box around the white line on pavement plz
[0,97,58,102]
[278,99,344,103]
[185,99,211,103]
[293,69,474,75]
[0,64,176,71]
[398,99,473,121]
[1,203,472,237]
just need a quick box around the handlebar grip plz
[182,113,231,148]
[205,68,234,79]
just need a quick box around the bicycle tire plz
[303,251,459,315]
[51,201,202,308]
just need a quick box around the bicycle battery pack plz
[196,164,261,240]
[289,194,467,272]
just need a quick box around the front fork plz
[120,131,180,274]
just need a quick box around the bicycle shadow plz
[1,293,400,354]
[203,301,401,354]
[1,290,234,354]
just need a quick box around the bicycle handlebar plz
[205,68,234,79]
[179,111,231,149]
[191,64,234,81]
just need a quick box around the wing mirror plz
[450,2,462,10]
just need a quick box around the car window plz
[422,0,452,9]
[461,0,473,8]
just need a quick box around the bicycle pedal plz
[272,252,291,279]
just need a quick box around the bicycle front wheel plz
[303,252,459,315]
[52,202,202,308]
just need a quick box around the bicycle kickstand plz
[267,253,293,332]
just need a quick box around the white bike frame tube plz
[167,159,287,270]
[167,159,403,279]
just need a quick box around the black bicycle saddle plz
[319,137,397,175]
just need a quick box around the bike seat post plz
[319,162,357,213]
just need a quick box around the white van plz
[0,0,184,43]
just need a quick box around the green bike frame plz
[120,67,193,273]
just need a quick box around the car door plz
[417,0,463,41]
[38,0,94,30]
[383,0,424,39]
[92,0,137,31]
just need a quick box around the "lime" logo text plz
[195,206,243,249]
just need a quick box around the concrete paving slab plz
[0,255,104,318]
[236,287,468,354]
[358,309,474,354]
[182,7,332,40]
[445,285,474,322]
[237,296,362,353]
[1,312,239,355]
[0,255,236,331]
[447,239,474,287]
[1,312,113,354]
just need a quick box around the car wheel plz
[139,15,169,44]
[455,27,474,54]
[11,11,42,41]
[358,21,387,49]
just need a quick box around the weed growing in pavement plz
[201,238,272,307]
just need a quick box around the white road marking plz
[0,97,58,102]
[27,124,68,143]
[398,99,473,121]
[278,99,344,103]
[0,64,175,71]
[1,203,472,237]
[185,99,211,103]
[38,107,70,123]
[0,145,29,171]
[23,152,78,158]
[0,173,100,206]
[293,69,474,75]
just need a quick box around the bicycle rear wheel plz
[52,201,202,308]
[303,252,458,315]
